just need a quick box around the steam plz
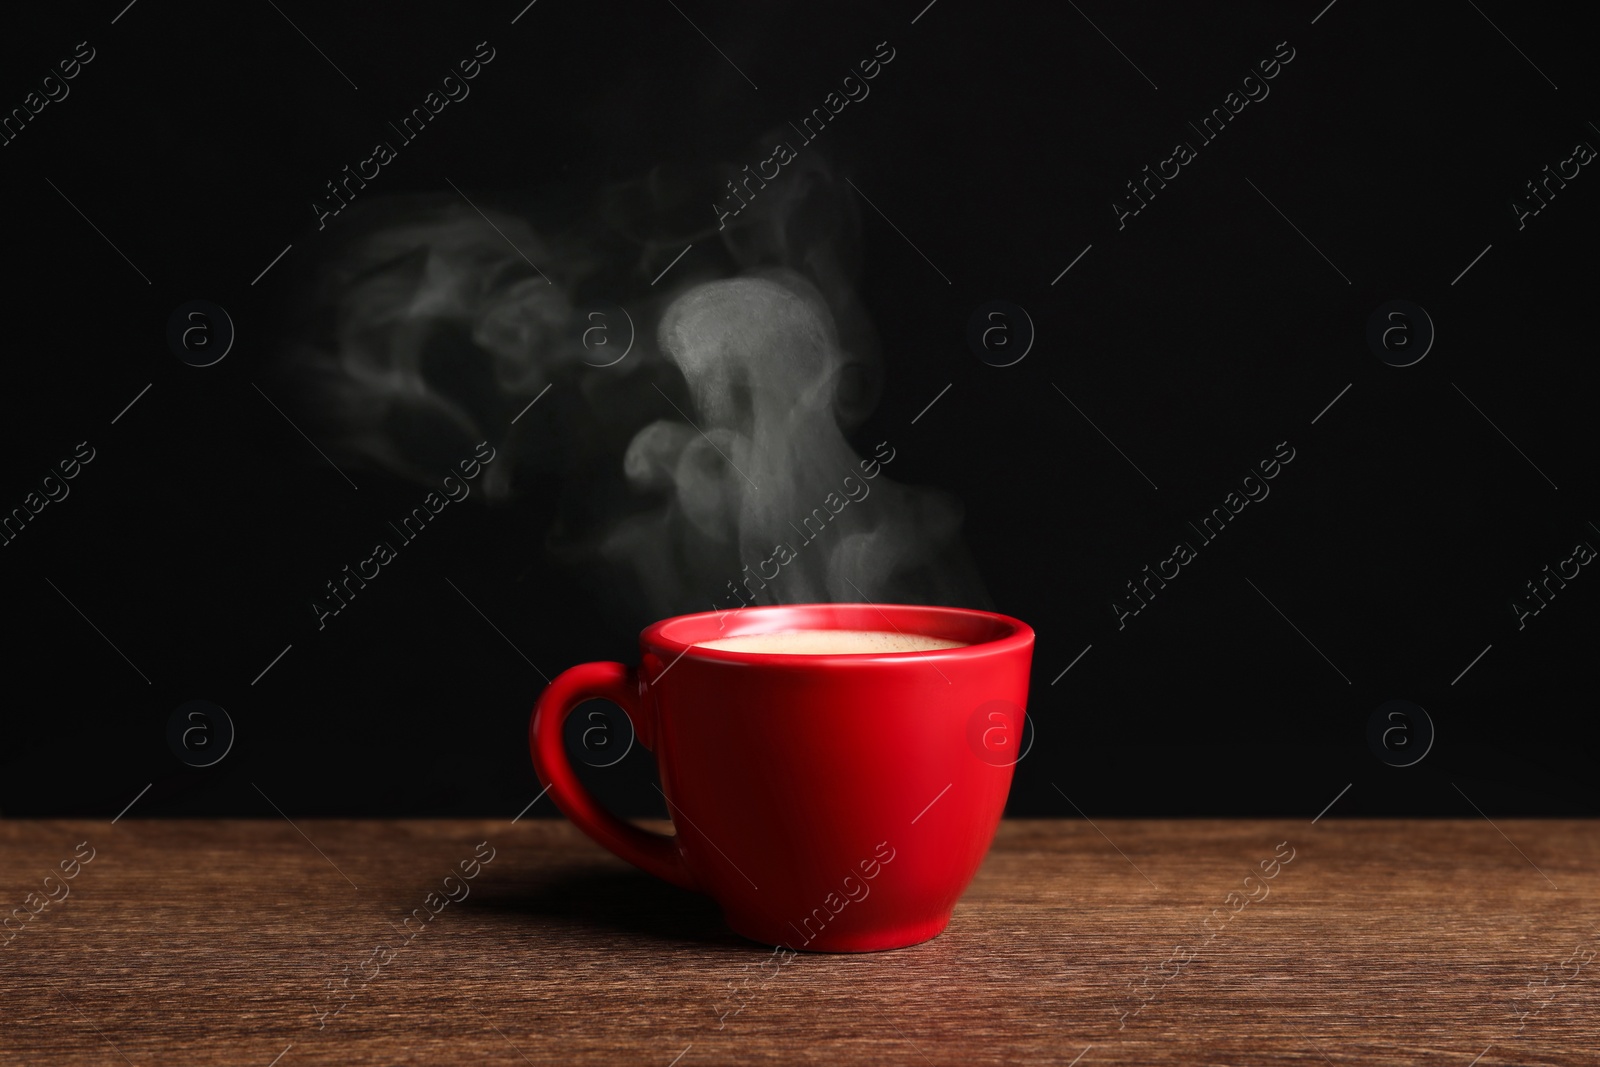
[276,147,989,626]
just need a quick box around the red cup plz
[529,603,1034,951]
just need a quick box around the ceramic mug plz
[530,602,1034,951]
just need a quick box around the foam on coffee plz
[694,629,967,655]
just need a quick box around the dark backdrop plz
[1,1,1594,820]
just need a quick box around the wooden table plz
[2,819,1596,1065]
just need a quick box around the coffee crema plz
[693,630,967,655]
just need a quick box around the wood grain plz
[1,819,1596,1065]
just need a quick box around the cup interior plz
[646,603,1030,662]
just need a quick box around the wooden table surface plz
[2,818,1596,1065]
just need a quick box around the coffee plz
[694,629,967,655]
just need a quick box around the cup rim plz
[641,602,1034,667]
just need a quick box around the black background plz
[1,0,1594,820]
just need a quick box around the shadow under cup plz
[529,603,1035,952]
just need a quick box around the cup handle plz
[530,661,697,891]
